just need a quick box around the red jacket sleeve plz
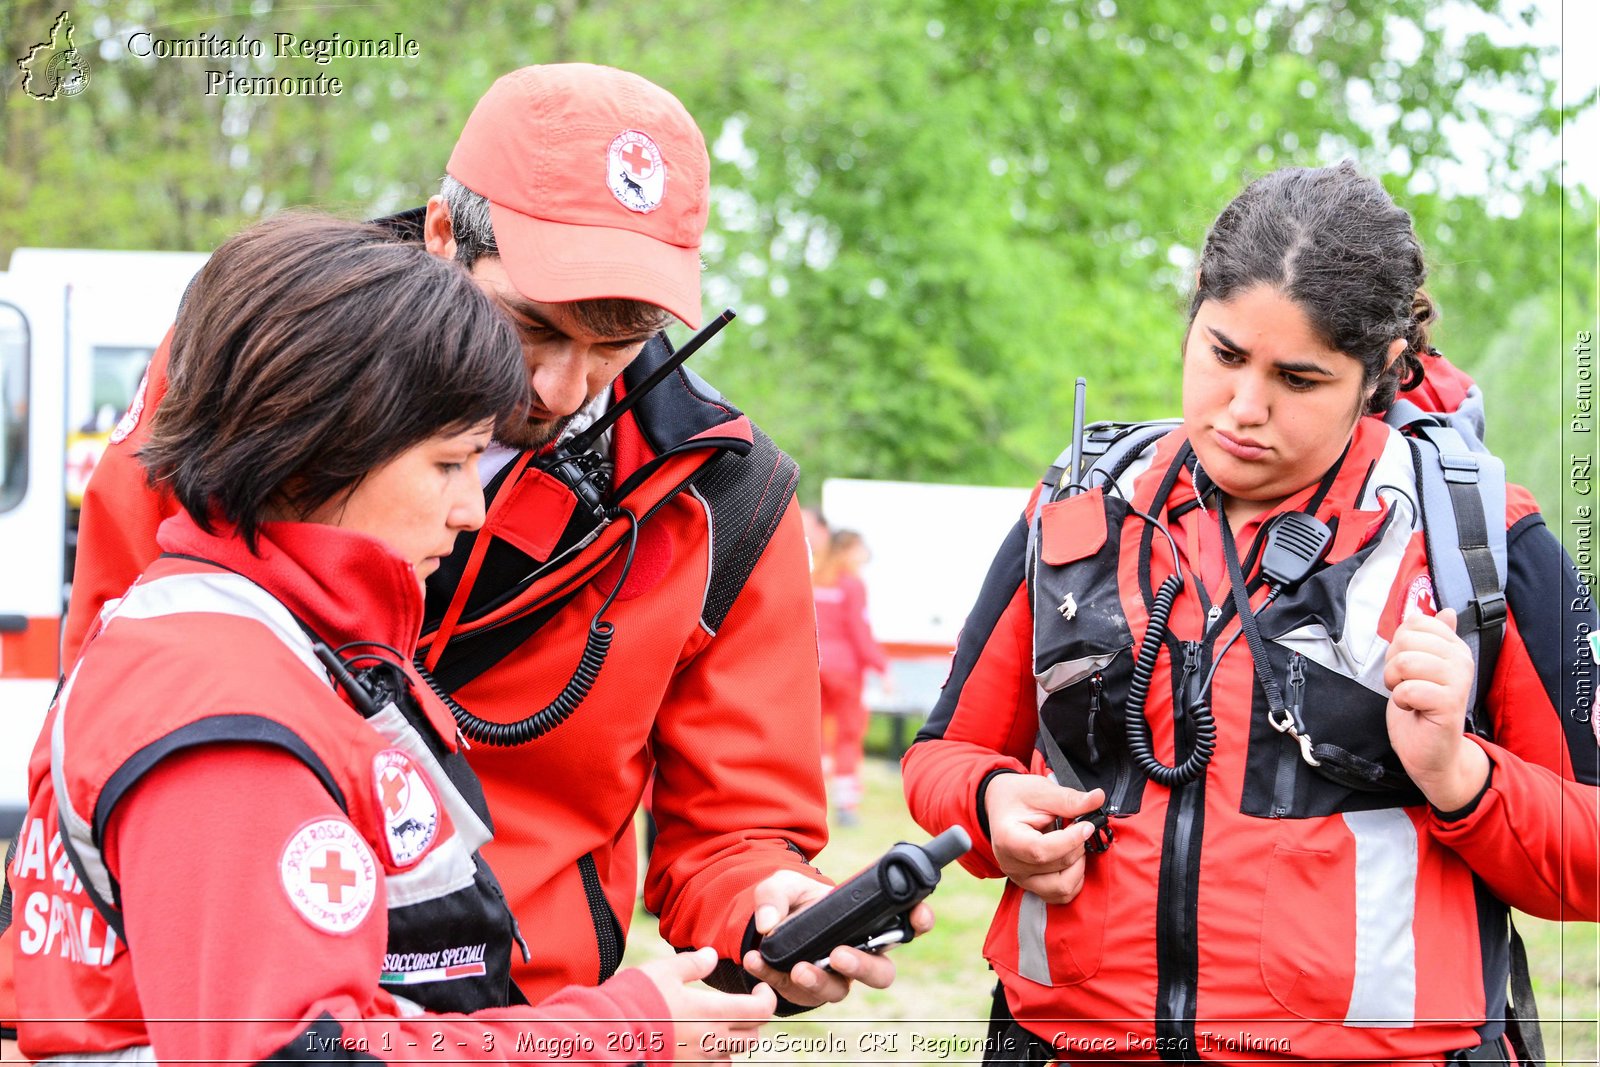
[1428,736,1599,921]
[1425,510,1600,920]
[108,744,675,1064]
[643,500,831,961]
[62,334,179,662]
[902,515,1041,879]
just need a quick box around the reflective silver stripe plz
[52,573,335,903]
[107,571,326,680]
[1342,807,1418,1027]
[366,704,490,853]
[385,833,478,908]
[1016,891,1052,985]
[50,661,113,906]
[41,1044,156,1064]
[366,703,489,906]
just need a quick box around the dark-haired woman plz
[4,215,773,1063]
[904,163,1598,1064]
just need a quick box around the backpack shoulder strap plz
[693,425,801,635]
[1029,419,1177,596]
[1385,402,1508,734]
[1387,401,1540,1064]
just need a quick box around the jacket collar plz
[155,511,425,656]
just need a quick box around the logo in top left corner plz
[16,11,92,102]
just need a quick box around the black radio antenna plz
[1066,376,1087,496]
[562,308,737,455]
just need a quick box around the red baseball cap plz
[446,64,709,328]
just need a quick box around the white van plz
[0,249,206,834]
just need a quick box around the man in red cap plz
[11,63,925,1017]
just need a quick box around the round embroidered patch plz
[107,370,149,445]
[1403,573,1436,620]
[279,819,377,935]
[606,129,666,213]
[373,748,440,868]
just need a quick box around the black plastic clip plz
[1078,811,1115,854]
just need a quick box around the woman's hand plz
[740,871,934,1007]
[635,947,776,1062]
[984,774,1104,904]
[1384,607,1491,811]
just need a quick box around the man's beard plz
[494,411,573,452]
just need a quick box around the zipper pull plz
[1086,672,1103,765]
[1268,652,1321,767]
[1205,603,1222,630]
[1176,640,1201,723]
[1287,653,1307,733]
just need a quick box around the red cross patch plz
[372,749,439,869]
[279,819,376,934]
[621,141,655,178]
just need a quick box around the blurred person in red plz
[811,529,889,825]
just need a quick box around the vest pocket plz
[1038,647,1145,816]
[1258,841,1357,1019]
[1033,511,1142,814]
[986,854,1111,987]
[1241,646,1424,819]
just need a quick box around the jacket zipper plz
[1271,653,1306,817]
[1154,638,1206,1060]
[1086,672,1103,766]
[1092,671,1137,818]
[1177,641,1200,724]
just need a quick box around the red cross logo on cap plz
[607,130,666,214]
[621,142,655,178]
[309,849,357,903]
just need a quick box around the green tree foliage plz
[2,0,1590,501]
